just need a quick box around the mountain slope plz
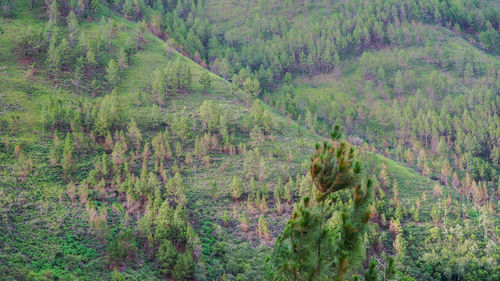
[0,1,498,280]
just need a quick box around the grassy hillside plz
[0,2,317,279]
[1,1,498,280]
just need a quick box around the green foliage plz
[93,94,122,136]
[158,240,178,275]
[48,0,59,24]
[230,176,244,200]
[243,77,261,101]
[111,269,125,281]
[199,71,212,94]
[480,29,499,51]
[1,1,498,280]
[62,133,74,179]
[106,59,120,89]
[258,215,270,240]
[106,231,138,267]
[268,127,373,281]
[311,127,361,201]
[199,100,222,132]
[151,67,166,105]
[127,120,142,150]
[364,256,395,281]
[172,251,195,280]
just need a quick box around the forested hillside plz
[0,0,498,280]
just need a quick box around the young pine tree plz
[230,176,244,201]
[106,59,120,90]
[127,120,142,151]
[199,72,212,95]
[258,215,270,240]
[172,251,195,280]
[157,240,178,275]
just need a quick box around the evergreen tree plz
[230,176,244,200]
[47,35,62,74]
[268,126,373,280]
[106,59,120,90]
[67,11,78,47]
[199,71,211,94]
[172,251,194,280]
[111,141,126,166]
[158,240,178,275]
[151,67,165,105]
[223,209,230,226]
[199,100,220,132]
[239,211,250,232]
[49,143,58,166]
[94,94,122,137]
[62,133,74,180]
[48,0,59,24]
[243,77,260,101]
[209,180,218,201]
[258,215,270,240]
[127,120,142,151]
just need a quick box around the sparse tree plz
[199,72,212,95]
[127,120,142,151]
[106,59,120,89]
[258,215,270,240]
[230,176,244,200]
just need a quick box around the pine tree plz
[47,36,62,74]
[275,195,283,214]
[157,240,178,275]
[243,77,260,101]
[62,133,74,180]
[222,209,230,227]
[151,67,166,106]
[66,181,77,202]
[106,59,119,90]
[392,180,399,207]
[89,0,99,13]
[49,143,58,166]
[127,120,142,151]
[379,164,390,188]
[411,200,420,222]
[393,233,407,265]
[258,215,270,240]
[117,48,128,72]
[199,100,220,132]
[230,176,244,200]
[67,11,78,47]
[111,141,126,166]
[305,109,314,131]
[268,125,373,281]
[239,211,249,232]
[172,251,194,280]
[48,0,59,24]
[199,72,212,94]
[209,180,218,201]
[259,195,269,213]
[284,179,292,202]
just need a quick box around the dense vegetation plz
[0,0,498,280]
